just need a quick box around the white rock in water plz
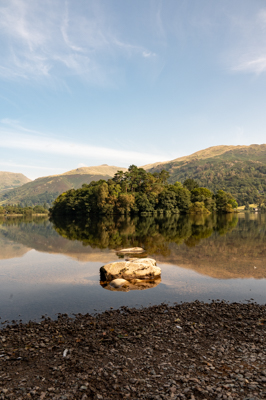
[100,258,161,280]
[116,247,145,254]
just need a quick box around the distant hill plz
[144,144,266,205]
[0,172,31,193]
[0,165,127,206]
[62,164,127,177]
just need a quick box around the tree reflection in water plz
[51,213,239,256]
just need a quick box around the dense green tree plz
[116,194,135,214]
[157,190,177,211]
[215,190,238,213]
[169,186,191,213]
[159,170,170,184]
[183,178,199,191]
[191,187,216,212]
[189,201,210,214]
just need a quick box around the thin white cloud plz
[0,0,157,84]
[142,51,156,58]
[61,4,84,53]
[1,118,47,136]
[112,38,154,57]
[230,8,266,75]
[1,118,20,126]
[233,57,266,74]
[0,128,167,165]
[155,2,166,39]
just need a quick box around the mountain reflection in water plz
[0,213,266,280]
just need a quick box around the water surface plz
[0,213,265,322]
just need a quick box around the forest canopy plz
[49,165,238,218]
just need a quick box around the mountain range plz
[0,144,266,206]
[144,144,266,205]
[0,165,127,206]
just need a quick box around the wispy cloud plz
[60,4,84,53]
[230,8,266,75]
[234,58,266,74]
[155,2,166,39]
[0,124,167,166]
[1,133,164,164]
[0,0,156,84]
[1,118,47,136]
[142,51,156,58]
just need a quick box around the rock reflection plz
[100,277,161,292]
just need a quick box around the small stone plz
[116,247,145,254]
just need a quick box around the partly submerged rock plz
[101,277,161,292]
[116,247,145,255]
[109,279,128,288]
[100,258,161,281]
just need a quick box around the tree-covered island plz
[49,165,238,218]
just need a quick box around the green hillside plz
[144,144,266,205]
[0,171,31,192]
[0,165,127,206]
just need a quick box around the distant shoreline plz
[0,213,49,217]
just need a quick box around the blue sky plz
[1,0,266,179]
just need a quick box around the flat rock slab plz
[116,247,145,255]
[101,277,161,292]
[100,258,161,280]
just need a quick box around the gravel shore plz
[0,301,265,399]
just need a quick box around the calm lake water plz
[0,212,265,322]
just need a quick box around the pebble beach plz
[0,301,265,399]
